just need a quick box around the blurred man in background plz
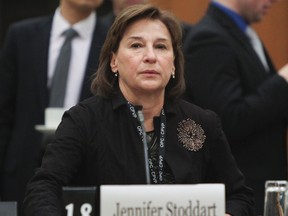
[0,0,109,215]
[183,0,288,214]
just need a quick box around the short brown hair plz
[91,4,185,99]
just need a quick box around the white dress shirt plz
[48,8,96,109]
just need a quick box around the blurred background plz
[0,0,287,69]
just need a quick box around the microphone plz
[137,108,151,184]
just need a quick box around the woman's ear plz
[110,52,118,73]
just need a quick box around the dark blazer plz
[183,4,288,214]
[24,92,255,216]
[0,14,108,216]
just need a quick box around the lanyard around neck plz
[126,102,166,184]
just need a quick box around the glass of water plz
[263,180,287,216]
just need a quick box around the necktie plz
[49,28,78,107]
[245,26,269,71]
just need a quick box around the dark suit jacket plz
[24,92,255,216]
[183,4,288,214]
[0,14,108,216]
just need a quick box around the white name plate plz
[101,184,225,216]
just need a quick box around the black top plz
[24,90,255,215]
[147,131,175,183]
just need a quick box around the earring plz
[172,72,175,79]
[112,69,118,77]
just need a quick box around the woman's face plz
[111,18,175,98]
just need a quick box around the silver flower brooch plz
[177,118,206,151]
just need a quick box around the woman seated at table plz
[24,4,255,216]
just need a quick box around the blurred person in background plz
[183,0,288,214]
[0,0,109,215]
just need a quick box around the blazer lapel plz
[33,16,53,107]
[208,5,271,74]
[164,106,204,184]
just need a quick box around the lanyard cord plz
[127,102,166,184]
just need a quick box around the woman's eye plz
[131,43,142,48]
[156,44,167,50]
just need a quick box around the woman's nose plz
[143,47,157,63]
